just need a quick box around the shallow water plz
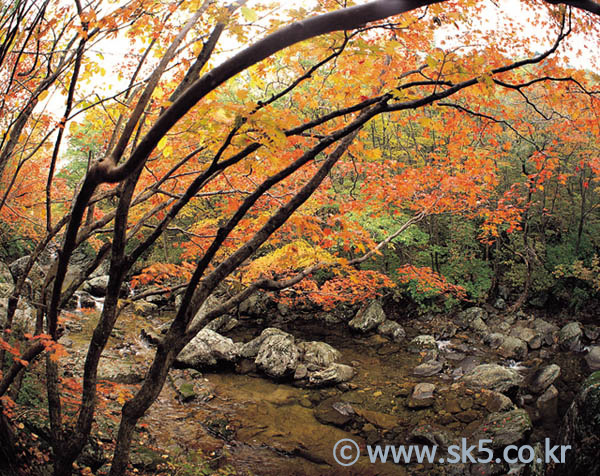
[63,308,588,475]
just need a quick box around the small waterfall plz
[505,359,526,371]
[92,296,105,311]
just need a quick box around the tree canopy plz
[0,0,599,474]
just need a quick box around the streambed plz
[60,305,590,476]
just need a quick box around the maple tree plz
[0,0,598,475]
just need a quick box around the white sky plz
[41,0,599,134]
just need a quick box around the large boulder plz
[239,328,288,358]
[204,315,239,334]
[558,322,583,351]
[0,298,36,333]
[238,292,271,317]
[456,307,488,328]
[9,255,45,298]
[533,318,559,346]
[511,327,542,350]
[471,409,532,450]
[189,294,222,330]
[9,256,43,282]
[297,341,340,370]
[461,364,523,394]
[468,316,490,336]
[529,364,561,394]
[82,276,109,297]
[377,320,406,342]
[497,336,528,360]
[536,385,558,421]
[306,363,354,387]
[554,371,600,476]
[176,329,239,368]
[255,332,299,378]
[348,301,386,332]
[408,335,437,353]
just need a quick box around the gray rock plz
[557,371,600,476]
[255,333,299,378]
[533,318,559,346]
[239,292,271,316]
[469,316,490,335]
[307,363,354,387]
[407,383,436,408]
[493,297,506,310]
[408,424,454,449]
[484,391,515,412]
[584,325,600,341]
[498,285,510,300]
[536,385,558,421]
[83,275,114,297]
[412,360,443,377]
[456,307,488,328]
[529,364,561,394]
[457,356,482,374]
[511,327,542,350]
[298,341,340,370]
[204,315,239,333]
[0,261,13,285]
[294,363,308,380]
[348,301,386,332]
[461,364,523,393]
[497,336,528,360]
[377,320,406,342]
[408,335,437,353]
[189,294,222,330]
[177,329,239,368]
[558,322,583,351]
[98,358,143,384]
[276,301,290,316]
[239,328,288,358]
[506,312,520,325]
[413,382,436,399]
[471,409,532,450]
[585,346,600,372]
[9,256,43,282]
[83,275,108,296]
[174,293,183,309]
[9,256,45,298]
[484,332,506,349]
[0,298,35,333]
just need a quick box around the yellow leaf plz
[241,7,258,22]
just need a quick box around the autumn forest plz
[1,0,600,475]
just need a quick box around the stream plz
[59,302,591,476]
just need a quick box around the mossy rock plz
[553,371,600,476]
